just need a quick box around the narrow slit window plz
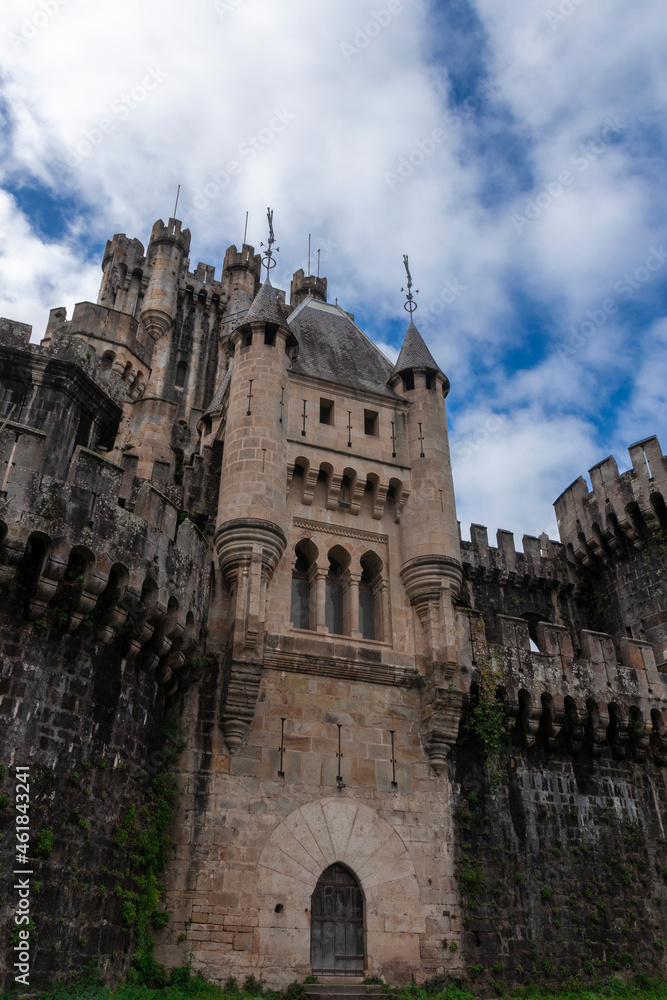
[359,565,375,640]
[291,552,311,629]
[175,361,187,388]
[325,557,344,634]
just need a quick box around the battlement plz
[0,444,208,688]
[460,522,575,588]
[191,261,218,285]
[289,268,327,308]
[101,233,146,272]
[183,265,226,304]
[459,609,667,764]
[554,435,667,566]
[222,243,262,277]
[148,217,191,254]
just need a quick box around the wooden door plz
[310,864,364,975]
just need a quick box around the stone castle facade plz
[0,215,666,989]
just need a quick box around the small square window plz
[364,409,379,436]
[320,398,334,424]
[264,329,276,347]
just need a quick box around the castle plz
[0,214,666,990]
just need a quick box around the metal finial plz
[259,207,280,279]
[401,254,419,317]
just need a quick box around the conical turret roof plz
[390,319,440,379]
[243,277,286,328]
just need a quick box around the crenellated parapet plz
[554,435,667,567]
[460,523,576,590]
[98,232,147,312]
[458,609,667,766]
[0,445,209,691]
[289,268,327,308]
[0,330,125,477]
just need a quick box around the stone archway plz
[255,798,423,982]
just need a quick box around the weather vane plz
[260,207,280,280]
[401,254,419,317]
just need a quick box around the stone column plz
[314,567,328,633]
[375,578,390,643]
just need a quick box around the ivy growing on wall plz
[113,723,185,985]
[466,619,506,790]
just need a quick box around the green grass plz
[496,975,667,1000]
[2,971,666,1000]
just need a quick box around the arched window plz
[291,539,317,630]
[291,552,311,629]
[175,361,187,388]
[359,566,375,639]
[326,555,344,634]
[359,551,383,641]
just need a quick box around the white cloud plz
[0,0,666,541]
[0,189,99,340]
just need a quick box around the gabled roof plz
[390,319,440,378]
[243,277,286,328]
[287,297,398,398]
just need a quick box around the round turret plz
[389,320,462,605]
[140,218,191,341]
[214,279,295,586]
[222,243,262,302]
[289,269,327,308]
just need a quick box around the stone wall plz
[155,666,464,987]
[0,616,170,988]
[452,741,667,987]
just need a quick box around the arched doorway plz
[310,863,364,976]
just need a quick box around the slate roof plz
[203,363,232,416]
[243,277,286,328]
[390,319,440,377]
[287,298,398,398]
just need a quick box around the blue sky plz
[1,0,666,541]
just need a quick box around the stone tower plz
[214,279,293,754]
[388,318,463,773]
